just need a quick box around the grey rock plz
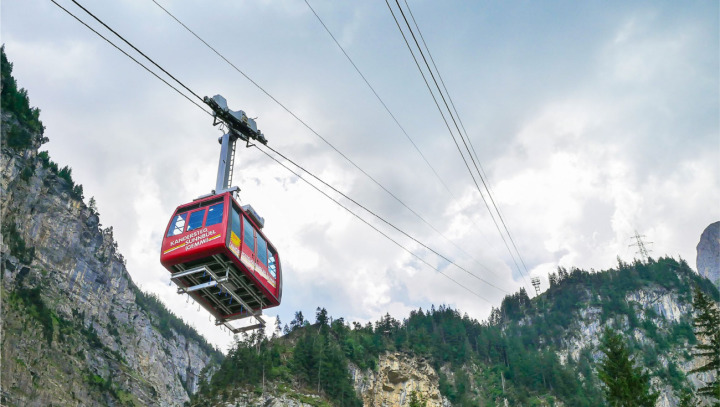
[697,221,720,291]
[1,117,220,405]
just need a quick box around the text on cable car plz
[163,228,220,254]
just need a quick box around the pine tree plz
[408,390,427,407]
[290,311,305,331]
[690,286,720,404]
[316,307,329,327]
[598,328,658,407]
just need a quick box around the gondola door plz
[228,205,242,261]
[240,213,257,276]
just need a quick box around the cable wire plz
[385,0,530,289]
[254,144,493,303]
[150,0,512,284]
[55,0,509,299]
[303,0,506,281]
[68,0,205,104]
[261,143,509,294]
[50,0,212,116]
[399,0,532,280]
[304,0,446,192]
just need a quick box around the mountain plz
[3,46,719,407]
[189,258,718,407]
[1,46,221,406]
[697,221,720,291]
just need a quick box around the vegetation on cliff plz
[598,328,658,406]
[192,256,718,406]
[2,46,222,406]
[690,286,720,402]
[1,45,44,151]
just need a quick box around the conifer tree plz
[408,390,427,407]
[690,286,720,404]
[598,328,658,407]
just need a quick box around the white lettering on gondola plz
[164,228,220,255]
[184,230,219,251]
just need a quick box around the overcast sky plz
[3,0,718,351]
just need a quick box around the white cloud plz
[3,0,717,351]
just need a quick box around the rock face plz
[697,221,720,291]
[558,285,716,407]
[351,352,451,407]
[1,115,220,404]
[193,386,327,407]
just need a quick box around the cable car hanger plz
[160,95,282,334]
[199,94,268,198]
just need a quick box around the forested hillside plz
[192,256,718,407]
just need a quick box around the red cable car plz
[160,95,281,332]
[160,192,282,325]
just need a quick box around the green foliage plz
[690,286,720,403]
[35,151,85,200]
[676,387,700,407]
[408,390,427,407]
[1,219,35,264]
[89,196,99,216]
[131,285,222,363]
[195,257,705,405]
[20,165,34,182]
[598,329,658,407]
[1,46,45,150]
[669,322,696,345]
[86,370,141,406]
[8,287,53,344]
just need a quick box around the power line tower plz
[629,230,653,261]
[531,277,541,297]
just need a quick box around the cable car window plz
[167,213,187,237]
[268,253,277,279]
[256,234,268,265]
[186,209,206,232]
[231,207,241,237]
[243,216,255,252]
[205,203,224,227]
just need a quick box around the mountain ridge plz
[190,257,718,407]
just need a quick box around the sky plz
[2,0,718,352]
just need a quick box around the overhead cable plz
[50,0,211,116]
[261,143,509,294]
[384,0,527,286]
[68,0,205,105]
[400,0,532,277]
[150,0,513,286]
[303,0,506,281]
[254,144,494,303]
[52,0,508,297]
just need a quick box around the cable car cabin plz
[160,192,282,326]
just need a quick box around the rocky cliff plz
[557,284,715,407]
[697,221,720,291]
[1,49,221,406]
[351,352,450,407]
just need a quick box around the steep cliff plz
[351,352,450,407]
[1,47,221,406]
[697,221,720,291]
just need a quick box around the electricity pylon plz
[629,230,653,261]
[531,277,541,297]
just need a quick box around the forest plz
[190,256,719,406]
